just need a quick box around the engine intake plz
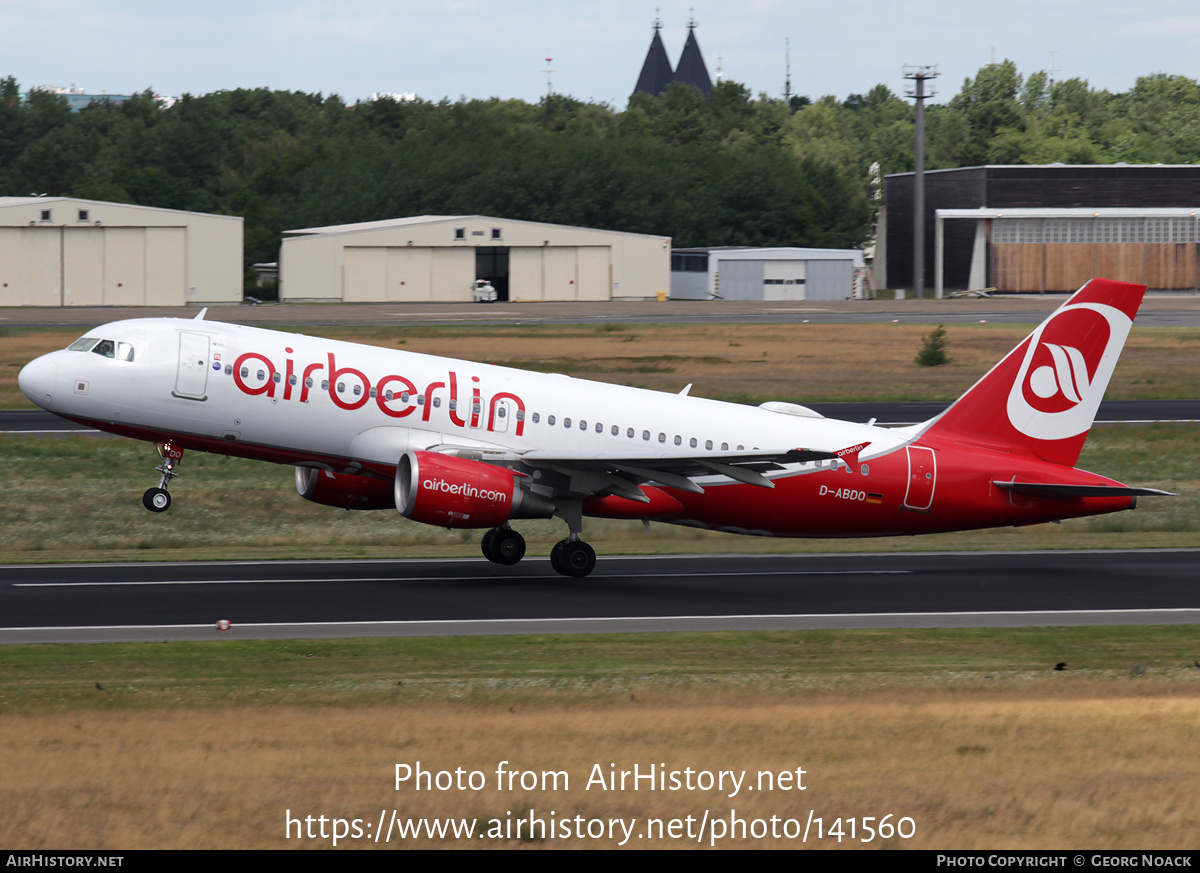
[395,451,554,528]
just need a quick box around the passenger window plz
[690,438,697,448]
[564,418,572,428]
[610,425,617,435]
[548,415,556,425]
[579,420,587,430]
[627,428,634,438]
[643,430,650,441]
[674,435,682,446]
[658,433,666,443]
[532,413,541,423]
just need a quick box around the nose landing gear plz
[143,442,184,513]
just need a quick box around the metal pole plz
[904,65,939,299]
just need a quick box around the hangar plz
[882,164,1200,294]
[0,197,242,306]
[670,247,864,300]
[279,215,670,303]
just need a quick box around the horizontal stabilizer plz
[992,481,1175,498]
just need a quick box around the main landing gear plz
[480,518,598,579]
[550,537,596,578]
[142,442,184,513]
[480,525,526,565]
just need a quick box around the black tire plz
[480,527,499,561]
[549,540,566,575]
[492,529,526,565]
[143,487,171,512]
[555,540,596,578]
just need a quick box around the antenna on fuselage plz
[194,308,208,321]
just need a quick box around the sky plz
[4,0,1200,107]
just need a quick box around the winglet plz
[834,441,871,472]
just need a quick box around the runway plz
[4,550,1199,643]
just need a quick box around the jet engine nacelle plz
[395,450,555,529]
[295,466,395,510]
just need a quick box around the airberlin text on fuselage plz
[231,348,526,436]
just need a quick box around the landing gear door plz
[903,445,937,512]
[174,331,212,401]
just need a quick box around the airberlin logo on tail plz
[1006,303,1132,441]
[1028,342,1091,405]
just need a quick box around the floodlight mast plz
[903,64,939,299]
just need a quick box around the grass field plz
[3,629,1199,849]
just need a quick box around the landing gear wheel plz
[551,539,596,578]
[480,528,498,560]
[143,487,171,512]
[481,527,525,565]
[492,529,526,565]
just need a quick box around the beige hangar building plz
[0,197,243,307]
[279,215,671,303]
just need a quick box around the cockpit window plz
[68,336,134,361]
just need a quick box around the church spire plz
[673,14,713,95]
[633,13,674,96]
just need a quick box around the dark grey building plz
[882,164,1200,293]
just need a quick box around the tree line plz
[3,63,1200,285]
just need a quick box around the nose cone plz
[18,354,58,410]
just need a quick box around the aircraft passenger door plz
[491,398,512,433]
[174,331,212,401]
[903,445,937,512]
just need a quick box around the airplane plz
[17,277,1171,578]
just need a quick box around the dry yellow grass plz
[3,685,1199,849]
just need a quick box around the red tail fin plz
[920,278,1145,466]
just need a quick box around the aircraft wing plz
[436,443,869,501]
